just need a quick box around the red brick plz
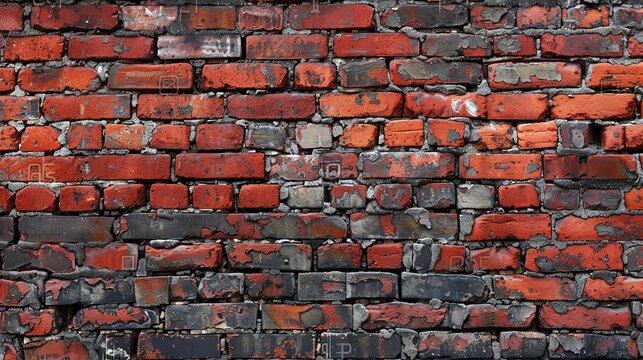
[473,123,514,150]
[150,124,190,150]
[587,63,643,89]
[0,96,39,122]
[179,6,235,29]
[582,276,643,300]
[556,214,643,241]
[363,302,446,330]
[239,6,283,30]
[59,186,99,212]
[150,184,188,209]
[247,34,328,59]
[615,7,643,27]
[121,5,178,31]
[539,305,630,330]
[43,95,130,121]
[103,184,146,210]
[0,6,23,31]
[146,244,223,271]
[628,36,643,57]
[367,243,403,269]
[489,62,580,90]
[563,5,609,28]
[4,36,64,62]
[363,152,455,179]
[20,126,61,152]
[602,125,625,150]
[229,94,315,120]
[334,33,419,57]
[340,59,388,88]
[625,186,643,210]
[289,4,373,29]
[104,124,146,151]
[404,92,486,118]
[108,63,193,90]
[471,5,513,29]
[541,33,622,57]
[201,63,287,90]
[0,309,63,336]
[582,188,621,210]
[518,121,557,149]
[384,119,424,147]
[551,94,636,120]
[427,119,465,147]
[494,275,576,300]
[66,122,102,150]
[239,184,280,209]
[375,183,412,209]
[321,92,402,118]
[68,35,155,61]
[18,67,100,93]
[517,6,561,28]
[196,124,244,151]
[493,34,537,56]
[176,153,264,180]
[0,279,36,307]
[526,243,623,272]
[73,307,158,330]
[192,184,233,210]
[0,68,16,92]
[543,154,637,180]
[138,94,224,120]
[83,243,138,271]
[625,124,643,149]
[31,4,118,30]
[15,186,56,212]
[340,124,378,148]
[465,213,551,241]
[543,184,579,210]
[294,63,336,89]
[433,244,466,272]
[464,304,536,328]
[460,154,542,180]
[0,155,170,182]
[498,183,540,209]
[134,277,169,306]
[470,246,520,271]
[0,126,18,151]
[0,187,13,214]
[486,93,548,121]
[270,153,357,181]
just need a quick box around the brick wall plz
[0,0,642,359]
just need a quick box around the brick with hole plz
[59,186,99,212]
[239,6,283,30]
[239,184,280,209]
[20,126,61,152]
[103,184,146,211]
[68,35,155,61]
[226,243,311,271]
[150,124,190,150]
[367,243,403,270]
[375,184,412,209]
[486,93,548,121]
[294,63,336,89]
[146,244,223,272]
[104,124,146,151]
[138,94,224,120]
[66,122,102,151]
[83,243,138,271]
[427,119,466,147]
[602,125,625,150]
[150,184,188,210]
[4,35,64,62]
[201,63,288,90]
[192,184,234,210]
[384,119,424,147]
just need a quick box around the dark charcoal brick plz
[319,333,402,359]
[0,217,14,242]
[228,334,315,359]
[500,331,547,359]
[298,272,346,301]
[19,215,113,242]
[350,212,458,240]
[418,332,494,359]
[164,303,257,330]
[137,334,221,359]
[226,243,312,271]
[346,272,398,299]
[198,273,243,299]
[549,333,638,359]
[402,273,487,302]
[244,273,295,298]
[382,5,468,28]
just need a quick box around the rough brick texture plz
[0,1,642,360]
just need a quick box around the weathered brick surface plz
[0,2,642,359]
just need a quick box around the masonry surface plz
[0,0,642,359]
